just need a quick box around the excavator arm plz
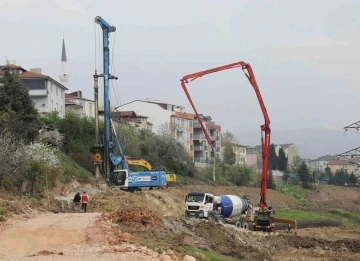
[180,61,271,209]
[125,156,152,170]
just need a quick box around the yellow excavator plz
[124,156,176,183]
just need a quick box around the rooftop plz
[0,64,68,90]
[328,160,353,166]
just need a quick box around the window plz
[89,103,92,114]
[181,119,184,126]
[51,100,53,109]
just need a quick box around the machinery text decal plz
[128,176,152,182]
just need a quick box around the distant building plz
[65,91,95,118]
[306,160,329,173]
[110,110,153,131]
[327,160,356,174]
[275,143,298,165]
[193,114,221,164]
[170,111,195,160]
[0,64,68,117]
[246,146,261,169]
[221,142,247,165]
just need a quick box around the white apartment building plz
[65,91,95,118]
[0,65,68,117]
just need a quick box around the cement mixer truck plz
[185,191,278,231]
[185,192,253,227]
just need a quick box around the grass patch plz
[0,215,5,222]
[56,151,92,182]
[329,209,360,228]
[276,209,334,221]
[0,206,7,215]
[276,209,360,229]
[276,185,311,200]
[296,198,314,207]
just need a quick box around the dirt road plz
[0,212,166,261]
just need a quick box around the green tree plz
[223,144,236,165]
[277,147,288,171]
[349,172,357,185]
[334,169,349,186]
[291,155,303,172]
[0,63,39,141]
[267,169,276,190]
[298,161,311,188]
[270,144,278,170]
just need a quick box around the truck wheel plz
[235,221,242,228]
[217,216,225,224]
[243,222,249,230]
[207,214,215,222]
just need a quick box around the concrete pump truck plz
[181,62,297,233]
[90,16,167,190]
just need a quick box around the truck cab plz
[185,192,216,218]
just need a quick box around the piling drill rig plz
[91,16,167,190]
[181,62,297,233]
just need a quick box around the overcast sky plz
[1,0,360,158]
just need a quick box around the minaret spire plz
[59,34,69,88]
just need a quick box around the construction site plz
[1,9,360,261]
[0,182,360,261]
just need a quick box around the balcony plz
[194,145,203,151]
[193,133,204,140]
[29,89,48,97]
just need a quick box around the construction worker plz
[73,192,81,212]
[81,192,90,213]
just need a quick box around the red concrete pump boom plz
[180,61,271,209]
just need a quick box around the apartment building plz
[110,110,153,131]
[275,143,299,165]
[193,115,221,164]
[327,160,356,174]
[221,142,247,165]
[65,91,95,118]
[0,64,68,117]
[170,111,194,160]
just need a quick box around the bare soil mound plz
[309,186,360,212]
[103,206,165,229]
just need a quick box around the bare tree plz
[221,130,238,144]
